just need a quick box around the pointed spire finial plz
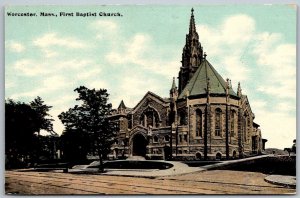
[189,8,196,33]
[118,100,126,110]
[171,77,176,89]
[237,82,242,97]
[226,78,230,95]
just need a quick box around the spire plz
[170,77,178,99]
[178,8,204,94]
[237,82,242,97]
[118,100,126,110]
[171,77,176,90]
[189,8,196,34]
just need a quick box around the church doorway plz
[132,134,147,157]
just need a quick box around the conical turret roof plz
[178,59,237,99]
[118,100,126,109]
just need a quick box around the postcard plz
[5,5,296,195]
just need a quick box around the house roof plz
[178,59,237,99]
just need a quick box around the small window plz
[196,152,201,160]
[233,150,237,158]
[153,136,159,143]
[184,134,187,142]
[164,135,170,142]
[216,153,222,160]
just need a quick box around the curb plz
[264,175,296,189]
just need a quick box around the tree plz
[30,96,55,135]
[5,97,54,168]
[59,86,117,172]
[292,139,296,154]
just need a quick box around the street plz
[5,170,295,195]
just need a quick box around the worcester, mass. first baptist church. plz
[108,9,267,160]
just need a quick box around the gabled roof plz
[131,91,169,113]
[178,59,237,99]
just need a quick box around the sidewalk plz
[264,175,296,189]
[69,161,205,178]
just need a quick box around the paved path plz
[70,155,273,178]
[5,170,295,195]
[70,161,204,177]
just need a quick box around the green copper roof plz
[178,59,237,99]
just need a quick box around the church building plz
[109,9,265,160]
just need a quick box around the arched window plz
[230,110,236,137]
[195,152,201,160]
[215,108,222,136]
[179,111,187,125]
[232,150,237,158]
[140,108,160,128]
[196,109,202,137]
[216,153,222,160]
[184,134,187,142]
[140,114,145,127]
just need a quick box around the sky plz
[5,5,296,149]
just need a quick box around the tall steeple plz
[178,8,204,94]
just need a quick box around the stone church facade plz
[109,9,266,160]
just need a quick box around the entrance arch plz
[132,133,148,157]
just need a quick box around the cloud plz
[196,14,256,84]
[253,34,296,100]
[13,59,48,76]
[106,33,179,78]
[10,75,71,100]
[6,41,25,53]
[198,14,255,56]
[33,32,87,49]
[221,14,255,45]
[41,49,59,58]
